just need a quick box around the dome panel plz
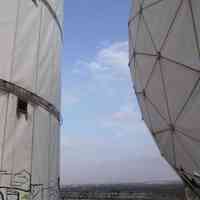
[142,0,164,8]
[161,59,199,123]
[192,0,200,52]
[176,80,200,139]
[143,0,181,50]
[135,15,156,54]
[129,16,139,61]
[155,131,175,167]
[145,97,169,132]
[162,0,200,71]
[146,61,170,122]
[134,54,157,91]
[174,132,199,175]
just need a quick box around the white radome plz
[129,0,200,197]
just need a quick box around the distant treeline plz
[60,182,185,200]
[61,182,184,193]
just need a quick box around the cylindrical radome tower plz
[0,0,63,199]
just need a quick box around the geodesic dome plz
[129,0,200,194]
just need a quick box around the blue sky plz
[60,0,179,185]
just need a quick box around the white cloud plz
[88,61,109,73]
[93,41,129,79]
[111,103,139,123]
[101,100,142,133]
[73,41,129,81]
[97,41,129,70]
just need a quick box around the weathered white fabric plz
[0,0,63,199]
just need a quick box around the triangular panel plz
[143,0,182,50]
[176,80,200,140]
[177,131,200,173]
[133,60,143,92]
[145,97,169,132]
[146,61,170,122]
[142,0,164,8]
[129,16,139,61]
[131,0,144,15]
[161,59,199,123]
[155,131,175,166]
[135,15,156,54]
[174,132,199,175]
[192,0,200,61]
[162,0,200,70]
[135,54,157,91]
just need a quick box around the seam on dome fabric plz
[32,0,63,41]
